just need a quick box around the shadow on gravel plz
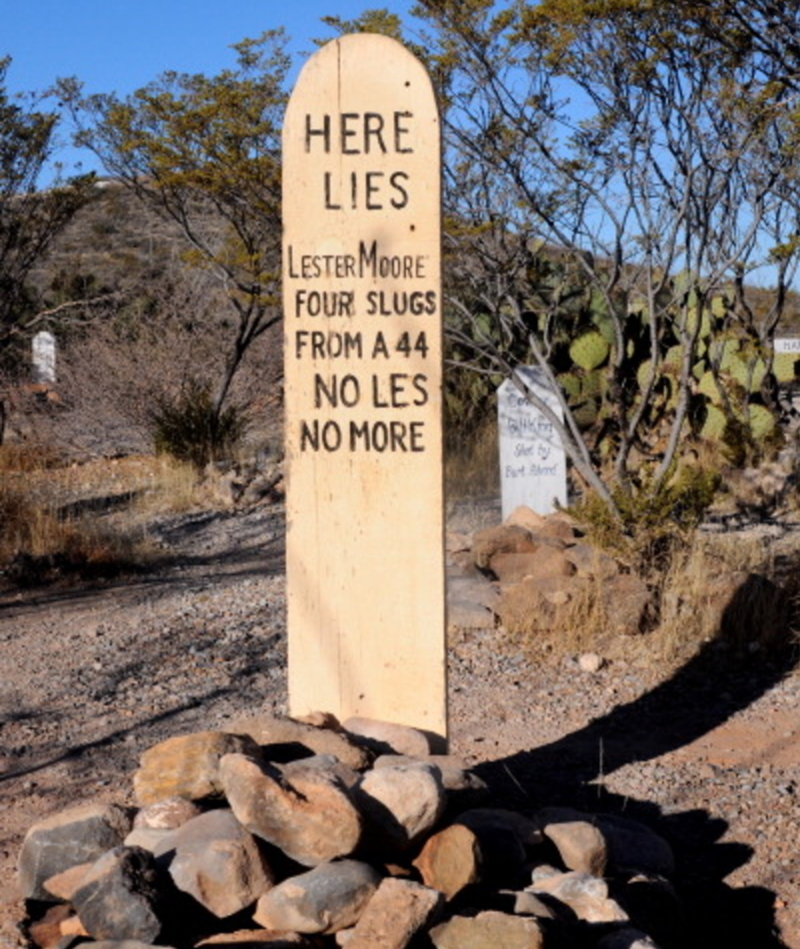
[0,509,286,616]
[56,489,144,519]
[0,507,287,796]
[0,694,223,785]
[472,573,798,949]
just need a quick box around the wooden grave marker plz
[283,34,447,743]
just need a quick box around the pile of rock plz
[20,713,680,949]
[449,507,652,637]
[450,505,793,652]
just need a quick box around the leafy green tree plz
[411,0,800,522]
[58,31,289,421]
[0,57,94,370]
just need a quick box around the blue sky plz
[1,0,417,177]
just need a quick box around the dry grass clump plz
[0,441,62,474]
[533,574,609,658]
[510,528,796,670]
[0,443,66,563]
[129,454,210,515]
[0,446,204,583]
[444,419,499,500]
[500,573,624,667]
[0,442,251,586]
[649,532,790,665]
[0,444,246,586]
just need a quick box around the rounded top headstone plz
[283,30,447,741]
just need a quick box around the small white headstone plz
[775,338,800,354]
[32,331,56,384]
[498,367,567,518]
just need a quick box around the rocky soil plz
[2,496,800,948]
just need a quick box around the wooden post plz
[283,34,446,743]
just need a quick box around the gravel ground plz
[1,499,800,948]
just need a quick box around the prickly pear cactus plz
[569,331,610,371]
[748,404,777,439]
[520,259,784,474]
[773,353,798,384]
[700,403,726,440]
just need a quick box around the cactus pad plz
[700,404,726,440]
[570,331,610,371]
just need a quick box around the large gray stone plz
[132,797,202,831]
[528,870,628,924]
[355,763,446,852]
[252,860,381,934]
[219,753,362,866]
[454,808,540,883]
[71,846,165,943]
[472,525,536,570]
[509,890,560,920]
[281,753,361,790]
[372,754,487,797]
[503,505,548,532]
[595,814,675,878]
[490,548,574,584]
[596,929,660,949]
[123,827,178,856]
[18,802,132,901]
[563,542,619,580]
[446,574,498,630]
[168,808,275,917]
[615,873,682,946]
[494,574,589,634]
[600,574,652,635]
[458,805,540,841]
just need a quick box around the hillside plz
[7,180,282,461]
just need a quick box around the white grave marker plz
[32,331,56,384]
[498,367,567,519]
[775,338,800,354]
[283,34,447,742]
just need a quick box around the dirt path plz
[2,502,800,948]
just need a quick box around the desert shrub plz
[443,360,501,447]
[0,446,160,581]
[34,253,282,460]
[442,348,507,501]
[572,462,721,574]
[149,379,248,469]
